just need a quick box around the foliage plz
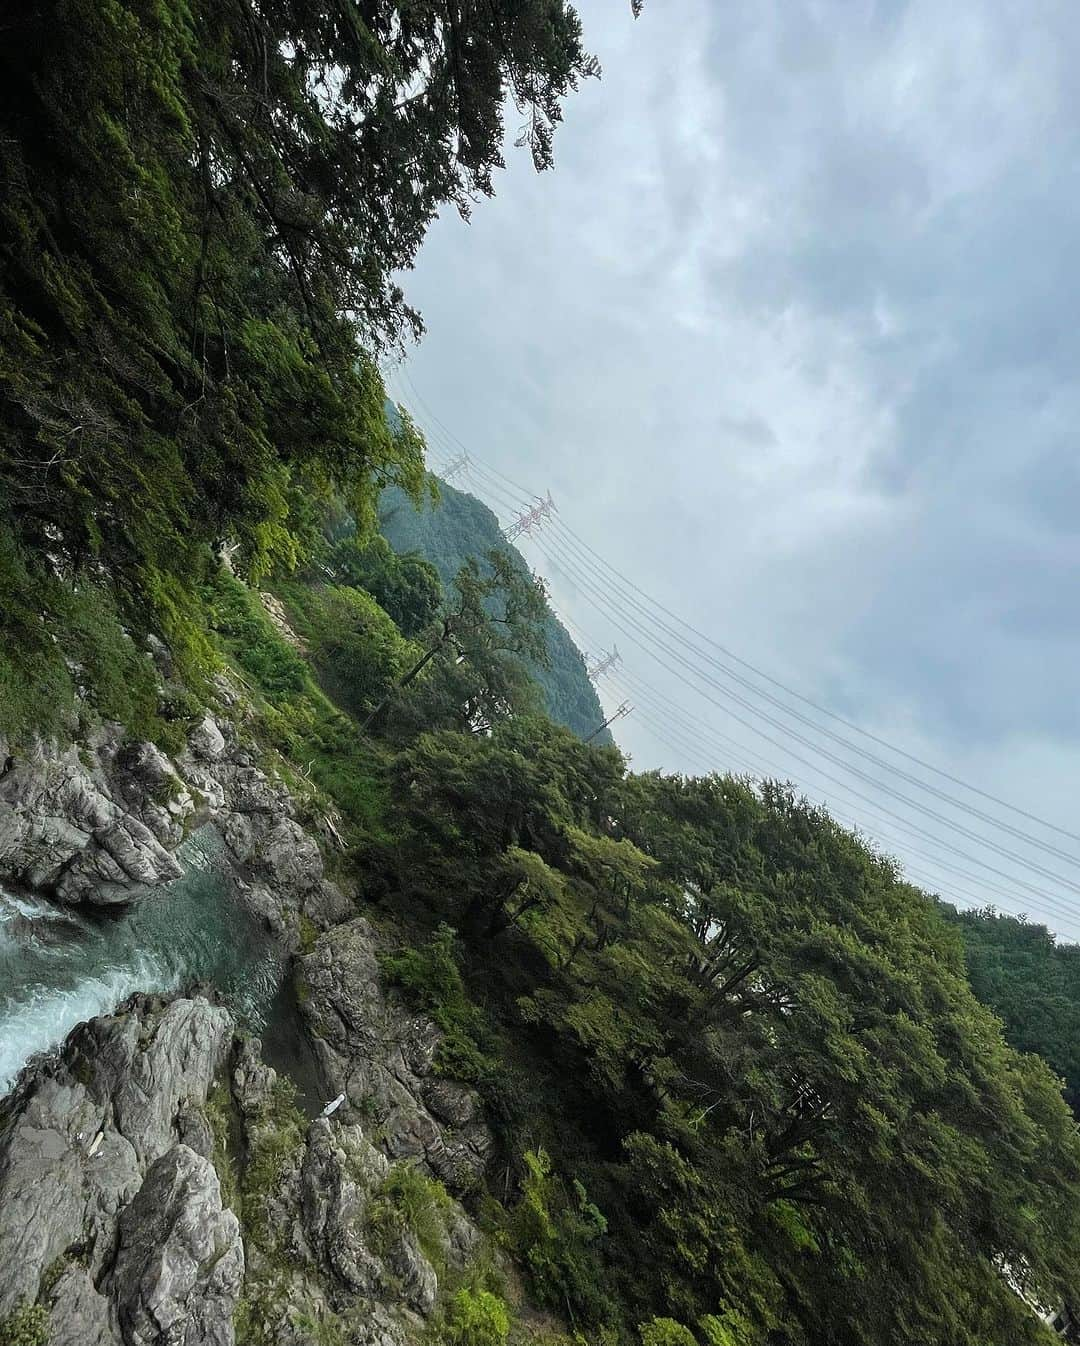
[277,580,414,717]
[0,522,193,746]
[368,1163,452,1271]
[381,925,495,1084]
[0,1304,48,1346]
[202,569,392,848]
[239,1076,306,1254]
[369,546,549,738]
[205,1081,242,1217]
[204,572,308,697]
[638,1320,697,1346]
[443,1288,512,1346]
[380,476,612,741]
[511,1149,613,1332]
[1,0,594,706]
[944,904,1080,1115]
[368,727,1080,1346]
[326,534,443,637]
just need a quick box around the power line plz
[384,382,1080,932]
[544,515,1080,871]
[528,527,1080,914]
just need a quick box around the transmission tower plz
[504,492,556,542]
[441,452,470,481]
[587,646,621,681]
[585,700,633,742]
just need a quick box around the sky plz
[384,0,1080,938]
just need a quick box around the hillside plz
[379,475,612,744]
[944,905,1080,1117]
[5,7,1080,1346]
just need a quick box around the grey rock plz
[46,1264,123,1346]
[0,995,232,1316]
[300,920,493,1193]
[109,1145,243,1346]
[300,1119,386,1295]
[189,715,226,762]
[75,996,232,1166]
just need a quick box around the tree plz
[368,548,549,732]
[327,534,443,636]
[0,0,597,674]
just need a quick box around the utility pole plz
[504,492,556,542]
[441,452,469,481]
[585,700,633,743]
[586,646,621,681]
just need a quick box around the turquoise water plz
[0,830,292,1097]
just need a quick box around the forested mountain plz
[379,476,612,743]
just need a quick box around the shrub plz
[303,584,410,715]
[0,1302,49,1346]
[511,1150,613,1331]
[367,1163,452,1270]
[444,1288,511,1346]
[639,1320,697,1346]
[381,925,494,1085]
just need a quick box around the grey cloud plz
[391,0,1080,923]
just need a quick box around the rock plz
[0,995,230,1317]
[109,1145,243,1346]
[46,1264,123,1346]
[0,985,483,1346]
[299,920,493,1193]
[188,715,226,762]
[382,1226,438,1316]
[300,1120,386,1295]
[73,996,232,1167]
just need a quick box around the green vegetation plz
[380,477,612,742]
[443,1287,512,1346]
[370,730,1080,1345]
[368,1164,453,1271]
[639,1322,698,1346]
[945,905,1080,1115]
[0,0,593,738]
[326,534,443,638]
[381,925,496,1086]
[0,1303,49,1346]
[239,1076,306,1255]
[205,1082,242,1218]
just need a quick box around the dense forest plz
[3,3,1080,1346]
[945,907,1080,1117]
[379,473,612,743]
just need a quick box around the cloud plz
[390,0,1080,931]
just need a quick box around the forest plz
[2,3,1080,1345]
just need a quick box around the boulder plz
[46,1264,123,1346]
[109,1145,243,1346]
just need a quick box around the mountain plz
[379,475,612,744]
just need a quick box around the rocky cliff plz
[0,990,486,1345]
[0,684,495,1346]
[0,675,348,936]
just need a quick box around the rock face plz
[109,1146,243,1346]
[300,919,494,1194]
[0,991,484,1346]
[0,677,350,937]
[0,995,239,1342]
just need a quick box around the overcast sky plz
[385,0,1080,938]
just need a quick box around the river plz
[0,828,323,1106]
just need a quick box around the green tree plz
[369,548,549,733]
[327,534,443,637]
[0,0,596,690]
